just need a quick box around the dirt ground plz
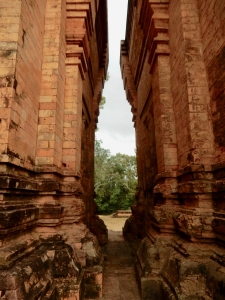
[99,214,128,231]
[98,214,141,300]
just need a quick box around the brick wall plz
[170,0,214,168]
[36,0,66,168]
[121,0,225,241]
[121,1,225,298]
[0,1,109,297]
[169,0,189,169]
[0,1,21,159]
[0,0,47,169]
[198,0,225,162]
[128,6,144,86]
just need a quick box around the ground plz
[97,215,141,300]
[99,214,128,231]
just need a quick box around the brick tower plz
[121,0,225,299]
[0,0,108,298]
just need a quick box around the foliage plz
[94,139,137,214]
[99,96,106,110]
[99,72,110,110]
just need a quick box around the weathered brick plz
[121,1,225,298]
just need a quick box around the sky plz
[95,0,136,156]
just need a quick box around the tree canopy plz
[94,139,137,214]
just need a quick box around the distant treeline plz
[94,139,137,214]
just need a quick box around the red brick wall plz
[0,0,47,168]
[137,92,158,207]
[136,54,157,198]
[170,0,214,168]
[0,1,21,158]
[121,3,225,296]
[169,0,189,169]
[15,0,47,162]
[0,3,109,297]
[128,5,144,85]
[199,0,225,162]
[37,0,66,168]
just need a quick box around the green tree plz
[94,139,137,214]
[99,96,106,110]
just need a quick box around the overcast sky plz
[95,0,136,156]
